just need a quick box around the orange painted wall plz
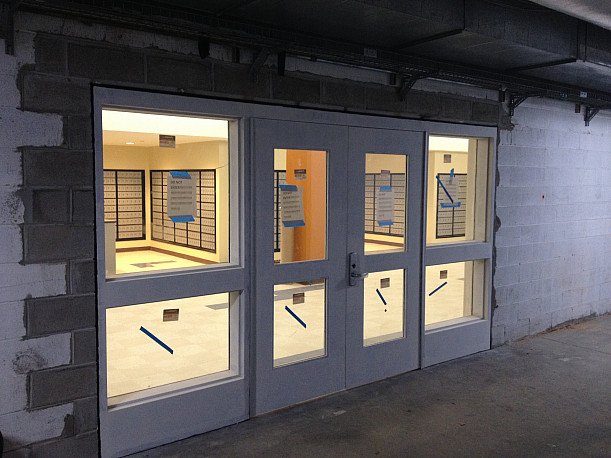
[286,150,326,261]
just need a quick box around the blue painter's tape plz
[380,186,392,192]
[450,168,454,180]
[428,281,448,296]
[169,171,191,178]
[440,202,461,208]
[283,220,305,227]
[378,221,394,226]
[436,175,454,203]
[376,288,387,305]
[140,326,174,354]
[279,184,298,191]
[307,280,312,286]
[285,306,306,328]
[170,215,195,223]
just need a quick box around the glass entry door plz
[345,127,423,387]
[253,119,349,413]
[252,119,423,414]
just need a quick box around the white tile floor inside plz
[114,249,207,276]
[106,245,477,401]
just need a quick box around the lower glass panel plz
[273,279,326,367]
[363,269,405,346]
[106,293,230,405]
[425,260,486,327]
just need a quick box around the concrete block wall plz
[0,35,93,457]
[493,99,611,344]
[0,27,99,458]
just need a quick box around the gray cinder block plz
[29,364,96,408]
[26,294,95,337]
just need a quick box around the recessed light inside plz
[126,142,135,145]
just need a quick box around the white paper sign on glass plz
[167,171,197,223]
[376,186,395,226]
[280,184,305,227]
[438,170,461,209]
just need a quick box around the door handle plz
[348,252,368,286]
[351,271,369,279]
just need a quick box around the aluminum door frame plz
[94,87,250,457]
[421,126,497,367]
[94,87,498,453]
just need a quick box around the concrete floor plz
[131,314,611,458]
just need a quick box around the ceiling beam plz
[394,29,464,51]
[507,58,577,73]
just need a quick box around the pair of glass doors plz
[252,119,422,413]
[94,87,494,457]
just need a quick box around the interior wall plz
[274,149,289,262]
[285,150,326,262]
[104,140,229,262]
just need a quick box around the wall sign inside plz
[163,308,180,321]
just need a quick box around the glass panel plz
[273,279,326,367]
[364,154,407,254]
[425,260,486,328]
[102,110,230,278]
[426,136,489,244]
[106,293,231,405]
[273,149,327,264]
[363,269,404,346]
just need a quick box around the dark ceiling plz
[6,0,611,109]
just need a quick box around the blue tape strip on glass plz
[436,175,454,203]
[140,326,174,354]
[440,202,461,208]
[450,168,454,180]
[285,306,307,328]
[279,184,298,191]
[283,220,305,227]
[376,288,387,305]
[428,281,448,296]
[380,185,392,191]
[169,171,191,178]
[170,215,195,223]
[378,221,394,226]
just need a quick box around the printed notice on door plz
[280,185,305,227]
[167,171,197,223]
[376,186,394,226]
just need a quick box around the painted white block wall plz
[0,37,70,452]
[493,99,611,344]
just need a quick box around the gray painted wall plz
[494,99,611,344]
